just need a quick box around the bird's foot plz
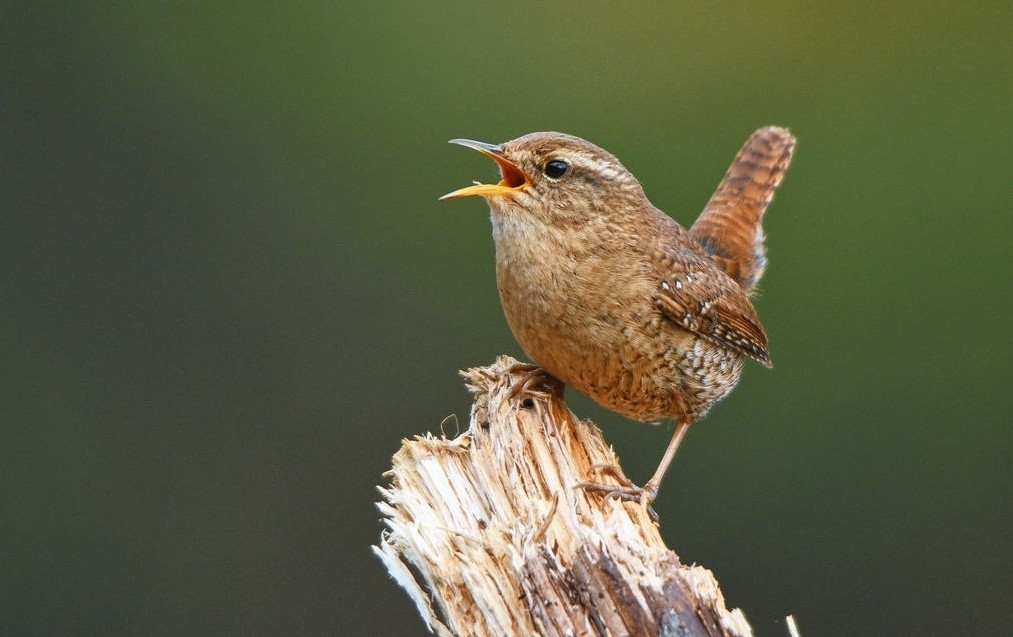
[577,465,659,522]
[505,363,564,400]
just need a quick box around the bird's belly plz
[499,273,744,423]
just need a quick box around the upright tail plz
[690,126,796,296]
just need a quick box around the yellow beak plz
[439,139,530,200]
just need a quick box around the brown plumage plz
[441,128,795,506]
[691,127,796,295]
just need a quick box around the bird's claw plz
[576,470,660,522]
[586,463,635,487]
[505,364,564,400]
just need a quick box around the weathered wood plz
[374,356,753,637]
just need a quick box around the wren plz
[441,128,795,505]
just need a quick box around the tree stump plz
[374,356,753,637]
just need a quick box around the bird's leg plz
[577,421,691,517]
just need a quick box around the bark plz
[374,356,753,637]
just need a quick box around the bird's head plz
[440,132,648,225]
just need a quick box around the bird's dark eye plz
[544,159,569,179]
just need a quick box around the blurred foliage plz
[2,2,1010,635]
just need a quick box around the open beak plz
[439,139,530,200]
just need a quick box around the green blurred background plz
[3,2,1009,635]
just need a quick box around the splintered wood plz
[374,356,752,637]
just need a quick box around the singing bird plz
[441,128,795,505]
